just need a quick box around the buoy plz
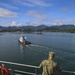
[0,66,10,75]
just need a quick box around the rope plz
[20,44,75,74]
[30,44,75,54]
[27,45,75,64]
[27,46,75,74]
[30,44,75,64]
[62,70,75,74]
[27,46,48,55]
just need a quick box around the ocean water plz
[0,32,75,75]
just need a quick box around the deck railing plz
[0,60,39,75]
[0,60,75,75]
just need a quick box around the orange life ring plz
[0,66,10,75]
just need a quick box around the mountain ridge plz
[0,24,75,33]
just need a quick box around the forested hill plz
[0,24,75,33]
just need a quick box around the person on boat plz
[23,36,26,44]
[19,36,26,44]
[19,36,23,43]
[39,52,62,75]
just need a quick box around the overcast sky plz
[0,0,75,26]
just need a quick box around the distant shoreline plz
[0,25,75,33]
[0,30,75,33]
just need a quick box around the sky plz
[0,0,75,26]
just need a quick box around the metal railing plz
[0,60,75,75]
[0,60,39,75]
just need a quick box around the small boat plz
[36,32,42,34]
[18,36,31,45]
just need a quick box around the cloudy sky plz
[0,0,75,26]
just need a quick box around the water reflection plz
[19,43,26,62]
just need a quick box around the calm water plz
[0,32,75,75]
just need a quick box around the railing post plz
[10,64,15,75]
[35,68,37,75]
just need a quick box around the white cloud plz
[11,21,25,26]
[0,2,18,9]
[1,18,75,27]
[19,1,34,7]
[0,8,17,18]
[9,18,75,26]
[49,18,75,25]
[26,0,52,7]
[25,20,44,26]
[26,10,48,19]
[17,0,52,7]
[11,21,17,26]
